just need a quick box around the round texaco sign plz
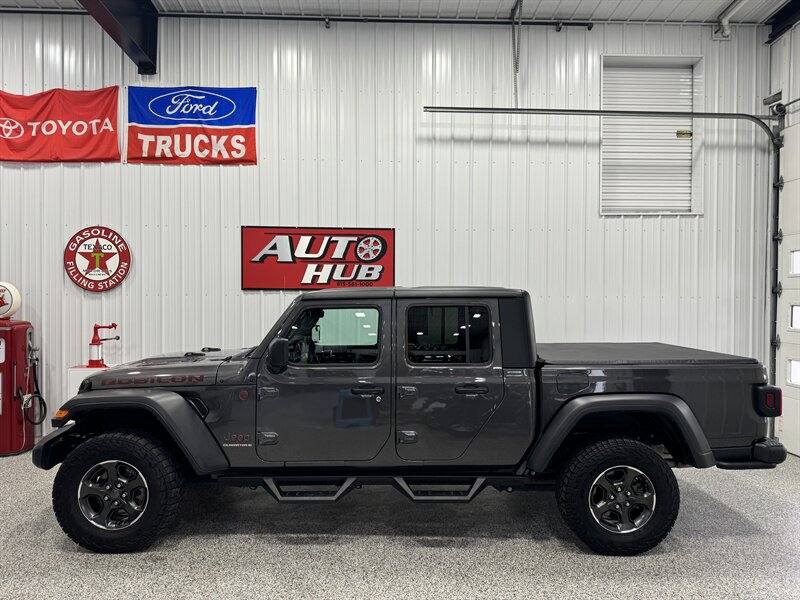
[0,281,22,319]
[64,227,131,292]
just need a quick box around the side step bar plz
[263,477,357,502]
[259,476,490,503]
[392,477,487,502]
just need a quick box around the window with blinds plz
[601,63,695,214]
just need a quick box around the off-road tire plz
[556,437,680,555]
[53,431,184,553]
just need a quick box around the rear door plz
[256,299,393,463]
[395,298,504,461]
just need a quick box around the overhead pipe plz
[715,0,752,38]
[424,104,785,413]
[424,105,779,139]
[156,11,594,29]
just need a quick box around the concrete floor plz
[1,454,799,600]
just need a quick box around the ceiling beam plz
[78,0,158,75]
[767,0,800,43]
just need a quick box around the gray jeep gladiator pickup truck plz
[33,287,787,555]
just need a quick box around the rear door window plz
[407,305,491,364]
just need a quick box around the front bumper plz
[31,423,78,470]
[716,437,788,470]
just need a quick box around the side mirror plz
[267,337,289,374]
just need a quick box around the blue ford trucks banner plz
[127,86,257,165]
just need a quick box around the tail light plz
[754,385,782,417]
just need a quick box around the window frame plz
[404,303,494,368]
[789,250,800,277]
[790,304,800,331]
[788,358,800,388]
[599,54,705,217]
[283,303,384,369]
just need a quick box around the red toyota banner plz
[0,87,119,162]
[242,227,395,290]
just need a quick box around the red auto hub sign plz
[242,227,395,290]
[64,227,131,292]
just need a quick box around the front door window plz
[287,307,380,365]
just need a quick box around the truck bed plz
[537,342,758,366]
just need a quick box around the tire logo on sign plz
[64,227,131,293]
[0,117,24,139]
[356,236,386,262]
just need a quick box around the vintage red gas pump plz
[0,282,46,456]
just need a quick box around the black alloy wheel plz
[588,465,656,533]
[77,460,150,530]
[53,431,184,553]
[556,437,680,555]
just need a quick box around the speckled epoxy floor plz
[1,454,799,599]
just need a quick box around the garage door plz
[777,123,800,456]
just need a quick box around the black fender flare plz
[526,393,715,473]
[35,388,229,475]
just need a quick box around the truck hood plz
[85,348,251,390]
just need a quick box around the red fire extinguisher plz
[88,323,120,368]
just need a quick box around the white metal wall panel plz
[601,65,693,213]
[0,16,772,434]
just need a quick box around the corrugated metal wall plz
[0,15,772,433]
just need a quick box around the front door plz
[395,299,505,461]
[256,299,393,463]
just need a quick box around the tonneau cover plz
[537,342,758,366]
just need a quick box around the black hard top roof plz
[300,286,526,300]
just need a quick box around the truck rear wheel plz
[52,431,184,553]
[556,437,679,555]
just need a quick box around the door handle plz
[398,430,418,444]
[257,431,279,446]
[454,384,489,395]
[259,386,279,399]
[398,386,418,399]
[351,386,385,397]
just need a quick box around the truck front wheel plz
[556,437,680,555]
[52,431,184,553]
